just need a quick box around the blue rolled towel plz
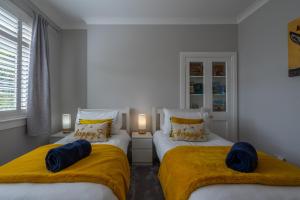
[225,142,258,173]
[46,139,92,172]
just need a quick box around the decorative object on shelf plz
[190,62,203,76]
[213,62,226,76]
[62,114,71,133]
[138,114,146,134]
[193,83,203,94]
[213,99,226,112]
[190,82,195,94]
[288,17,300,77]
[213,82,226,94]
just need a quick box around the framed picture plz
[288,18,300,77]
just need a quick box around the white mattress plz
[153,130,300,200]
[0,131,131,200]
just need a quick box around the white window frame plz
[0,0,32,129]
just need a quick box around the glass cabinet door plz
[189,62,203,109]
[212,62,226,112]
[187,60,228,112]
[181,52,237,141]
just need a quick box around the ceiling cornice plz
[84,17,237,26]
[237,0,270,23]
[30,0,271,29]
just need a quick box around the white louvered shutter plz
[0,7,18,111]
[21,22,31,110]
[0,6,32,112]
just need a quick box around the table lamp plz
[138,114,146,134]
[62,114,71,133]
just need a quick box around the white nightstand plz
[132,132,153,165]
[49,131,72,143]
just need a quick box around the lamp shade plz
[138,114,146,130]
[62,114,71,132]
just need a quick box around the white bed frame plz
[77,107,131,133]
[152,107,163,133]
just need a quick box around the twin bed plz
[154,131,300,200]
[0,107,300,200]
[0,108,131,200]
[152,108,300,200]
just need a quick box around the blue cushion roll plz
[225,142,258,173]
[46,139,92,172]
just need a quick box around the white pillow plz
[162,108,203,134]
[75,108,122,133]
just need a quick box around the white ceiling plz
[30,0,269,29]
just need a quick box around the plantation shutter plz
[21,22,31,110]
[0,7,32,112]
[0,7,18,111]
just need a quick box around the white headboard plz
[77,107,131,133]
[152,107,205,133]
[152,107,164,133]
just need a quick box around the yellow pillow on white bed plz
[170,117,207,142]
[79,118,113,137]
[74,122,110,142]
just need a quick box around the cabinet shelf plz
[190,76,203,78]
[213,76,226,78]
[213,93,226,96]
[190,94,203,96]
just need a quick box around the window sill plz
[0,117,26,131]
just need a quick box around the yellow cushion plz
[79,119,113,137]
[79,119,113,124]
[74,122,109,142]
[170,117,207,141]
[170,117,203,124]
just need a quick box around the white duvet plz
[153,131,300,200]
[0,132,131,200]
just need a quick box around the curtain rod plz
[9,0,61,32]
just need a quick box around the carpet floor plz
[127,164,164,200]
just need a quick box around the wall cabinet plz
[180,52,237,141]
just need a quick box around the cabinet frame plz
[179,52,238,141]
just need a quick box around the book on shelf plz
[213,63,226,76]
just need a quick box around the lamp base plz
[62,129,71,134]
[138,130,146,134]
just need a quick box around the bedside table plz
[132,132,153,165]
[49,131,72,143]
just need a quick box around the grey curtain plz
[27,13,51,136]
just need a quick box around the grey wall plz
[0,126,47,165]
[238,0,300,165]
[0,29,87,164]
[0,2,85,165]
[87,25,237,130]
[0,26,62,165]
[60,30,87,128]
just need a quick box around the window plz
[0,6,32,113]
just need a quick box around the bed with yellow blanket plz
[154,131,300,200]
[0,140,130,200]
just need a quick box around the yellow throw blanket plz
[159,146,300,200]
[0,144,130,200]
